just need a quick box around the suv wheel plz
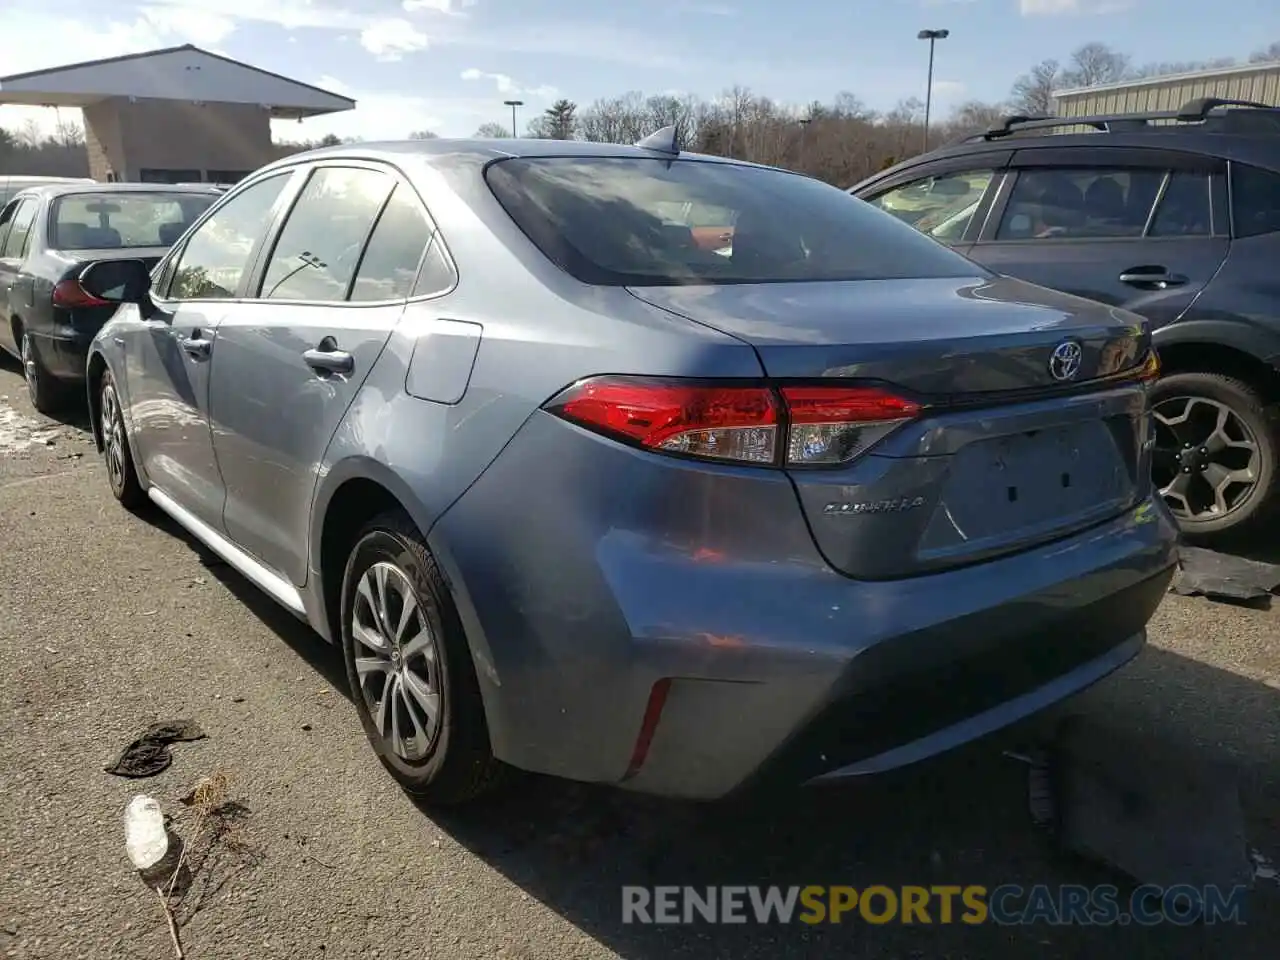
[1150,372,1279,543]
[339,510,506,805]
[21,328,64,415]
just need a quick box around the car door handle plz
[180,332,211,360]
[1118,267,1189,288]
[303,342,354,376]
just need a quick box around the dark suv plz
[849,97,1280,544]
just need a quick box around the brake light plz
[548,376,779,464]
[52,279,110,309]
[544,376,920,467]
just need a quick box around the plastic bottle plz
[124,795,184,890]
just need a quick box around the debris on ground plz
[1172,546,1280,603]
[106,720,207,778]
[1051,715,1253,889]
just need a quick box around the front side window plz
[169,173,291,301]
[1,199,37,259]
[486,157,982,286]
[1231,163,1280,238]
[995,167,1166,241]
[49,192,216,251]
[260,166,395,302]
[867,169,995,244]
[349,183,434,302]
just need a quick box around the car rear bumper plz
[30,328,94,382]
[430,412,1179,801]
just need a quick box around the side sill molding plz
[148,487,307,616]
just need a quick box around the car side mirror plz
[79,259,151,304]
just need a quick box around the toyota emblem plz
[1048,340,1083,382]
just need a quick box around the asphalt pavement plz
[1,356,1278,960]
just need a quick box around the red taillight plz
[52,279,110,309]
[544,376,921,467]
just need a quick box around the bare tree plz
[1010,60,1061,115]
[473,122,511,138]
[1250,41,1280,64]
[408,129,439,139]
[1061,42,1130,88]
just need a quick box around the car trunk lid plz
[628,276,1155,578]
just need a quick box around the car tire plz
[339,510,506,806]
[99,370,146,511]
[1149,371,1280,544]
[21,328,65,415]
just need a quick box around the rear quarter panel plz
[308,157,764,608]
[1165,231,1280,365]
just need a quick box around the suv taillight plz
[544,376,922,467]
[52,279,110,309]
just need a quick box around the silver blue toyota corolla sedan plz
[80,134,1179,806]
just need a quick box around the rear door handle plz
[180,331,211,360]
[303,339,354,376]
[1118,267,1189,289]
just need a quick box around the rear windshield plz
[49,192,216,251]
[485,157,983,286]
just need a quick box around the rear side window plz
[1231,163,1280,238]
[996,168,1167,240]
[1148,171,1211,237]
[260,166,394,302]
[349,183,434,302]
[485,157,981,286]
[2,199,37,259]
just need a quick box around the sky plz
[1,0,1278,141]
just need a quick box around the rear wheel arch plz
[1154,339,1280,404]
[318,475,409,643]
[86,352,109,450]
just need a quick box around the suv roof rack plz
[955,97,1280,144]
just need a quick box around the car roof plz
[853,105,1280,191]
[256,136,789,176]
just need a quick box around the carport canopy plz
[0,44,354,119]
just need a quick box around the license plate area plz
[921,420,1134,553]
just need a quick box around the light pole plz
[503,99,524,137]
[917,28,949,153]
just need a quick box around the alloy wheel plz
[101,383,127,493]
[351,561,443,762]
[1151,394,1261,522]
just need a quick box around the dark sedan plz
[0,183,219,412]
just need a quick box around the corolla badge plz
[1048,339,1084,382]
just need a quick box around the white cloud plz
[932,80,967,97]
[360,18,429,61]
[272,74,510,139]
[138,4,236,43]
[460,68,558,101]
[1019,0,1133,13]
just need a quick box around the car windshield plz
[49,192,216,250]
[485,157,983,286]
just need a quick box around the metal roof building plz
[1052,62,1280,118]
[0,45,355,185]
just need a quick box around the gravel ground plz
[1,357,1278,960]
